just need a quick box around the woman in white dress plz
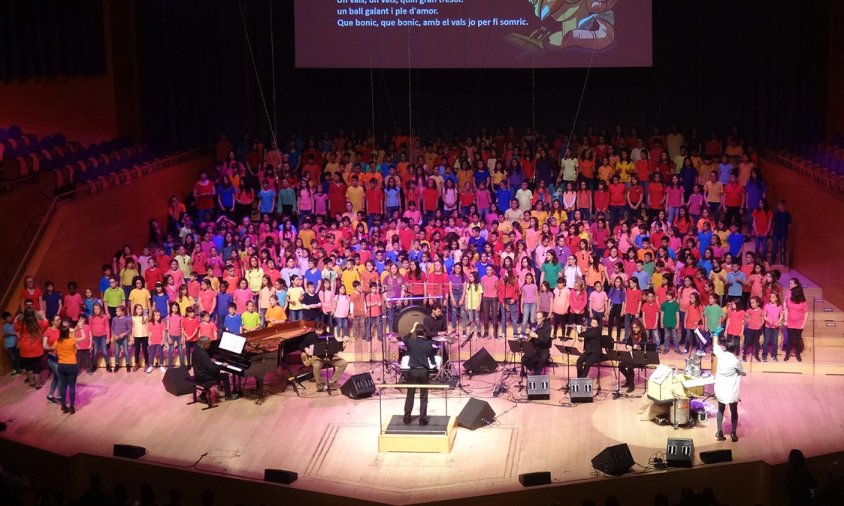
[712,327,746,441]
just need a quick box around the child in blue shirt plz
[3,312,21,375]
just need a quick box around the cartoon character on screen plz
[507,0,618,54]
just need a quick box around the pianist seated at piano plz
[619,318,646,393]
[299,323,348,392]
[193,336,239,400]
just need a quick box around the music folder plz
[312,338,344,358]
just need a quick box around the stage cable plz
[466,0,498,138]
[269,0,278,138]
[370,66,377,149]
[532,67,536,135]
[562,43,598,158]
[238,0,276,146]
[407,28,412,158]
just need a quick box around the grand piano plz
[209,320,317,404]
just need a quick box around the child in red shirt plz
[199,311,218,341]
[365,281,383,341]
[181,307,200,367]
[724,299,746,350]
[640,291,661,346]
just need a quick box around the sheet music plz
[219,332,246,354]
[650,364,673,385]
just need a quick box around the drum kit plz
[382,304,459,384]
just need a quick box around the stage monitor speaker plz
[340,373,376,398]
[518,471,551,487]
[463,347,497,375]
[457,398,495,430]
[162,366,194,396]
[666,438,695,468]
[591,443,634,476]
[264,468,298,485]
[569,377,594,403]
[527,375,550,400]
[700,449,733,464]
[113,444,147,459]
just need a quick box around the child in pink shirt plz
[148,310,167,371]
[75,315,92,374]
[762,292,783,362]
[743,296,764,361]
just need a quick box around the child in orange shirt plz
[349,281,366,341]
[365,281,383,342]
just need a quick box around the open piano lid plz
[241,320,318,353]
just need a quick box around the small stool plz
[186,376,218,410]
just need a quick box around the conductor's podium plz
[377,383,456,453]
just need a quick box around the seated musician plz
[299,323,347,392]
[619,318,646,393]
[575,319,604,378]
[522,311,552,374]
[421,304,447,339]
[192,336,239,400]
[402,320,436,426]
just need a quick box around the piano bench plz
[186,378,218,410]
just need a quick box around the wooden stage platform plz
[2,359,844,505]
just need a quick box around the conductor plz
[402,319,436,426]
[522,311,552,374]
[193,336,239,400]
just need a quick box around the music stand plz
[641,350,661,394]
[508,338,534,390]
[555,344,581,392]
[312,338,344,395]
[604,349,622,398]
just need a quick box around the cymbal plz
[385,333,402,341]
[432,336,453,343]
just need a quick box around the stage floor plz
[1,363,844,505]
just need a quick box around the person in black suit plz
[402,320,436,425]
[522,311,552,374]
[192,336,238,400]
[576,319,605,378]
[619,318,646,392]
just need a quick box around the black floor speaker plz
[667,438,695,468]
[162,366,194,396]
[463,347,497,375]
[527,375,550,400]
[113,444,147,459]
[591,443,634,476]
[340,373,376,398]
[569,377,594,403]
[456,397,496,430]
[700,449,733,464]
[264,468,298,484]
[518,471,551,487]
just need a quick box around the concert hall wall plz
[135,0,830,151]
